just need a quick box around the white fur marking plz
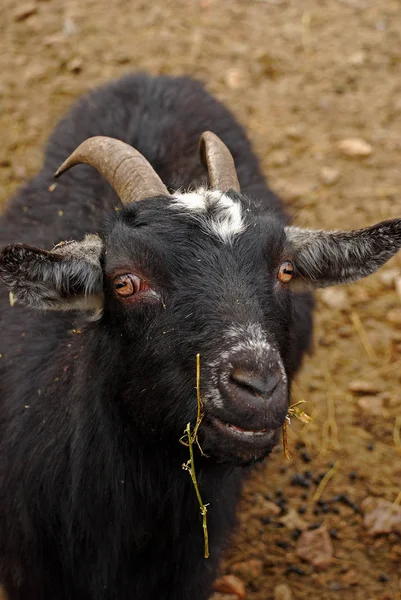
[171,188,246,242]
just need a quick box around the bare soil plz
[1,0,401,599]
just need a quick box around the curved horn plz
[199,131,240,193]
[54,136,169,204]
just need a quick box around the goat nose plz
[216,361,287,431]
[230,367,281,399]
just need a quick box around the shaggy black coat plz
[0,74,314,600]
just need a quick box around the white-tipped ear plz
[285,219,401,289]
[0,234,104,311]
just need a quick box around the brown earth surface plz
[1,0,401,599]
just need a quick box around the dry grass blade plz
[282,420,291,459]
[192,352,205,454]
[393,491,401,507]
[283,400,312,459]
[288,400,313,424]
[393,415,401,451]
[313,461,340,503]
[350,312,376,361]
[320,371,340,453]
[181,354,209,558]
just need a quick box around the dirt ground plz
[1,0,401,598]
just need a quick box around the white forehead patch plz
[171,187,246,242]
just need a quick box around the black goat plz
[0,74,400,600]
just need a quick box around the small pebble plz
[67,58,83,74]
[319,166,340,186]
[285,124,305,140]
[276,540,290,550]
[362,497,401,535]
[269,150,290,168]
[378,573,390,583]
[225,67,248,90]
[279,509,307,531]
[348,50,366,66]
[320,288,349,310]
[213,575,245,599]
[298,506,307,515]
[278,182,315,204]
[349,380,380,394]
[342,569,360,586]
[367,441,375,451]
[329,528,339,539]
[357,395,385,416]
[231,559,263,581]
[13,164,27,180]
[13,3,37,21]
[296,526,334,568]
[386,308,401,328]
[249,497,281,518]
[274,583,293,600]
[338,138,373,158]
[379,269,399,288]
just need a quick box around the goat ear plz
[285,219,401,290]
[0,234,104,311]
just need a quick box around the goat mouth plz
[199,415,281,464]
[210,416,275,441]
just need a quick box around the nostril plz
[230,368,281,398]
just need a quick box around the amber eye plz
[113,274,141,297]
[278,261,294,283]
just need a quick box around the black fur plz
[0,74,315,600]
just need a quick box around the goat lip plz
[210,416,274,440]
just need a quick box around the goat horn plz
[54,136,169,204]
[199,131,240,193]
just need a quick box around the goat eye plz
[113,274,141,297]
[278,261,294,283]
